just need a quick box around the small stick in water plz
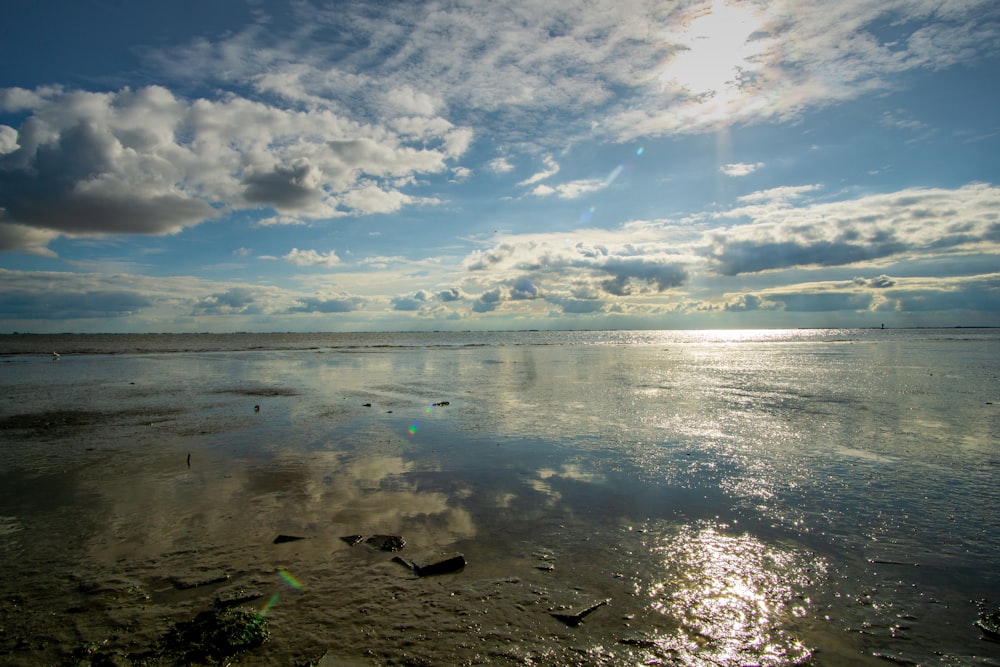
[187,453,191,467]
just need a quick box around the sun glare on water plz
[660,0,768,100]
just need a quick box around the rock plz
[273,534,306,544]
[432,401,450,406]
[414,552,466,576]
[550,598,611,626]
[342,533,405,550]
[364,534,405,551]
[391,552,466,576]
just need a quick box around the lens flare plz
[259,592,281,616]
[277,567,303,590]
[409,422,418,435]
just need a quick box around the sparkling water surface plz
[1,329,997,665]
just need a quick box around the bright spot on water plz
[643,523,821,665]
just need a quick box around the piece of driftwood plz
[550,598,611,626]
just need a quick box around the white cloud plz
[284,248,340,267]
[131,0,1000,151]
[517,155,560,187]
[0,125,17,154]
[257,214,307,226]
[529,177,606,200]
[720,162,765,177]
[487,157,514,174]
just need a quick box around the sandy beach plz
[1,331,998,665]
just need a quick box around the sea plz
[0,328,998,666]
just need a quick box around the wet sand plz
[1,338,998,665]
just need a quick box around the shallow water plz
[0,329,998,665]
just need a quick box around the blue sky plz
[1,0,998,332]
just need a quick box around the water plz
[0,329,998,665]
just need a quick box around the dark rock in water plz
[977,610,1000,639]
[550,598,611,626]
[340,534,365,546]
[273,534,306,544]
[162,607,268,663]
[392,552,466,576]
[365,534,406,551]
[414,552,466,576]
[432,401,450,406]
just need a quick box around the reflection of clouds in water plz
[641,523,822,666]
[527,463,607,507]
[87,449,475,562]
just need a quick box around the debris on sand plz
[340,533,406,551]
[273,534,307,544]
[364,534,406,551]
[550,598,611,626]
[394,552,467,576]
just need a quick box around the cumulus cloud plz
[284,248,340,267]
[0,84,466,252]
[392,291,430,311]
[437,287,466,301]
[703,183,1000,275]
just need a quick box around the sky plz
[1,0,998,332]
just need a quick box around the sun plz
[659,0,767,100]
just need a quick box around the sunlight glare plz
[660,0,766,99]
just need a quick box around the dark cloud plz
[288,296,363,313]
[391,291,429,311]
[0,290,152,319]
[598,258,688,295]
[706,238,907,276]
[472,287,504,313]
[0,223,56,255]
[0,117,215,236]
[192,287,259,315]
[243,160,324,210]
[510,279,540,300]
[547,296,605,313]
[855,274,896,288]
[896,278,1000,312]
[437,287,465,301]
